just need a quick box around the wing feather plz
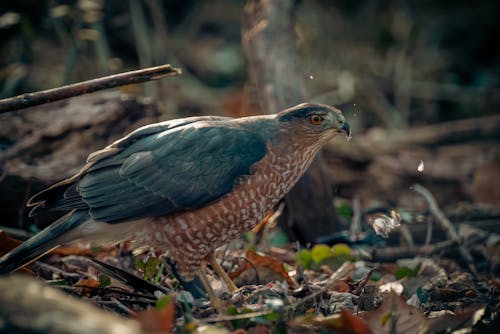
[77,121,267,222]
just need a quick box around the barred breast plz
[149,143,320,279]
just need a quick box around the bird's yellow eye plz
[310,114,323,125]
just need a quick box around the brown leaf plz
[361,292,428,334]
[136,300,175,333]
[51,245,94,256]
[230,250,297,287]
[294,310,373,334]
[426,307,478,333]
[74,277,100,297]
[331,280,351,293]
[52,243,119,257]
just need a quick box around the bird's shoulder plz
[86,116,233,164]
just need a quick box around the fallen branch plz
[0,64,181,113]
[203,309,275,323]
[0,275,143,333]
[413,184,477,274]
[368,240,456,262]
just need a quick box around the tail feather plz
[0,210,89,274]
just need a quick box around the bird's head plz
[277,103,350,145]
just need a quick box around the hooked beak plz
[341,122,351,139]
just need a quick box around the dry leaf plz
[331,280,351,293]
[230,250,297,287]
[136,300,175,333]
[361,291,428,334]
[74,277,100,297]
[294,310,373,334]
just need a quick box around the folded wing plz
[28,117,267,223]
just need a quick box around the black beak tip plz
[341,122,351,138]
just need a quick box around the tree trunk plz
[242,0,343,243]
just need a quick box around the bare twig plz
[203,309,275,323]
[350,196,362,239]
[352,269,375,296]
[399,224,415,247]
[105,298,138,316]
[424,217,433,245]
[285,262,353,316]
[413,184,477,274]
[0,64,181,113]
[294,241,309,287]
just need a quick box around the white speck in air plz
[417,160,424,172]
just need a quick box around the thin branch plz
[0,64,181,113]
[413,184,477,274]
[350,196,362,238]
[203,309,275,323]
[285,262,353,316]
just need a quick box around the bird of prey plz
[0,102,350,309]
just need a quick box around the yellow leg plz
[209,256,238,293]
[195,268,222,314]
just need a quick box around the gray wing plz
[29,117,267,223]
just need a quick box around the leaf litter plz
[1,185,498,333]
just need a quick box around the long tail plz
[0,210,89,274]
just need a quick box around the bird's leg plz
[195,267,223,314]
[208,255,238,293]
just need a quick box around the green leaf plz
[394,266,415,279]
[295,249,312,269]
[90,244,102,254]
[226,305,239,315]
[370,271,381,281]
[225,306,254,329]
[154,263,164,284]
[311,244,333,263]
[331,243,352,256]
[98,275,111,288]
[135,258,145,271]
[263,310,282,322]
[380,311,392,326]
[155,294,173,310]
[243,231,255,243]
[144,257,160,280]
[336,203,353,220]
[46,279,69,286]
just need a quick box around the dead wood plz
[0,275,143,334]
[0,91,161,227]
[368,240,456,262]
[0,64,180,113]
[242,0,343,244]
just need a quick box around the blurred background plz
[0,0,499,242]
